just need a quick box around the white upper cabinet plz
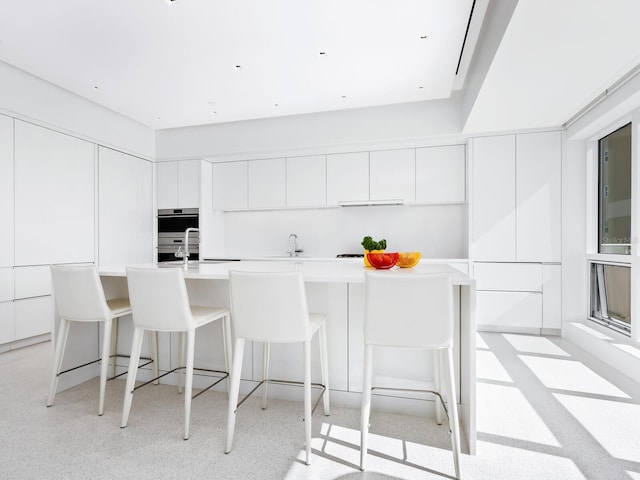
[212,161,248,210]
[248,158,286,209]
[99,147,153,265]
[471,135,517,261]
[516,131,562,262]
[326,152,369,205]
[286,155,326,207]
[0,115,13,267]
[14,120,95,266]
[157,160,200,209]
[416,145,466,203]
[369,149,415,202]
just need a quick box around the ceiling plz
[2,0,640,134]
[0,0,475,130]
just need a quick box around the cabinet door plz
[0,268,13,302]
[212,161,248,210]
[156,161,178,209]
[471,135,516,261]
[99,147,153,265]
[286,155,326,207]
[14,266,51,299]
[370,149,415,202]
[542,264,562,329]
[516,131,562,262]
[326,152,369,205]
[177,160,200,208]
[416,145,465,203]
[476,291,542,330]
[14,121,95,266]
[248,158,285,209]
[14,295,52,340]
[0,301,14,344]
[0,115,13,267]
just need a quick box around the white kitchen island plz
[83,260,476,453]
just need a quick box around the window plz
[590,262,631,335]
[598,123,632,254]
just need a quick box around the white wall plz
[155,95,464,162]
[0,60,155,159]
[217,205,465,259]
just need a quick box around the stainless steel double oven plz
[157,208,199,262]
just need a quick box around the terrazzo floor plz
[1,332,639,479]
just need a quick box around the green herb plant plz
[361,236,387,251]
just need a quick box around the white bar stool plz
[121,266,232,440]
[360,271,461,479]
[225,270,330,465]
[47,264,158,416]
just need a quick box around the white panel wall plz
[221,205,465,259]
[0,114,13,267]
[0,61,154,159]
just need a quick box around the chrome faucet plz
[182,227,199,266]
[288,233,303,257]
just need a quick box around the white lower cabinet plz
[476,291,543,330]
[0,301,14,345]
[474,262,560,333]
[14,295,52,340]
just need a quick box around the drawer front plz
[0,301,14,344]
[14,265,51,299]
[474,263,542,292]
[0,267,13,302]
[14,296,53,340]
[477,291,542,328]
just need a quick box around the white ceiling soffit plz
[0,0,474,130]
[463,0,640,134]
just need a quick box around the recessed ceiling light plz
[93,86,99,90]
[418,86,424,89]
[420,35,428,40]
[156,117,161,120]
[319,51,327,56]
[274,103,279,107]
[341,95,347,99]
[234,65,242,69]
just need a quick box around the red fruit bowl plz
[366,252,399,269]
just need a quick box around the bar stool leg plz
[121,326,145,428]
[98,319,113,416]
[149,331,159,385]
[360,344,374,471]
[177,331,185,394]
[183,329,196,440]
[47,318,71,407]
[443,348,461,479]
[434,349,443,425]
[226,338,246,454]
[303,340,312,465]
[222,314,233,398]
[319,322,330,415]
[262,342,270,409]
[110,317,119,379]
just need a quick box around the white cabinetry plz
[516,132,562,262]
[416,145,466,203]
[471,132,561,262]
[286,155,326,207]
[248,158,286,208]
[14,120,95,266]
[99,147,153,265]
[157,160,200,209]
[370,149,415,202]
[471,135,516,261]
[212,161,247,210]
[0,301,13,346]
[0,115,13,267]
[14,295,52,340]
[542,265,562,329]
[326,152,369,205]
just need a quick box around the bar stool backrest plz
[364,271,454,349]
[229,270,310,343]
[126,267,194,332]
[50,264,111,322]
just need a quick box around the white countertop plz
[99,259,474,285]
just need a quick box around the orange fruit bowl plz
[366,252,399,269]
[396,252,421,268]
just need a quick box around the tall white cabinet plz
[471,131,562,333]
[0,115,14,347]
[14,120,95,266]
[157,159,201,209]
[99,147,153,265]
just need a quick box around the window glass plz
[590,262,631,335]
[599,123,631,254]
